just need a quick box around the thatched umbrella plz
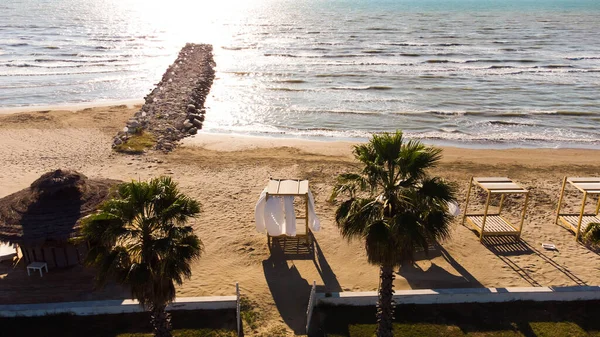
[0,169,121,267]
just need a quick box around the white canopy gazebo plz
[255,179,320,247]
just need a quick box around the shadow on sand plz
[482,235,586,287]
[398,244,483,289]
[262,233,340,335]
[0,259,129,305]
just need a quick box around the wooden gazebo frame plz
[462,177,529,242]
[265,179,311,246]
[555,177,600,241]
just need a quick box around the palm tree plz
[81,176,202,337]
[330,131,457,337]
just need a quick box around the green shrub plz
[114,131,156,154]
[583,222,600,247]
[239,296,260,330]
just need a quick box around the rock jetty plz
[113,43,215,152]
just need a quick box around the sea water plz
[1,0,599,148]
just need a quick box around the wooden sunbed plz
[462,177,529,242]
[555,177,600,241]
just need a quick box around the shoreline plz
[1,103,598,151]
[0,99,144,115]
[184,132,600,166]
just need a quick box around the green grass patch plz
[331,322,599,337]
[116,329,236,337]
[0,309,236,337]
[319,300,600,337]
[114,130,156,154]
[239,296,261,330]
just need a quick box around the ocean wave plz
[329,85,393,91]
[382,42,463,47]
[409,131,600,145]
[536,65,573,69]
[30,52,79,57]
[0,69,129,77]
[322,109,379,115]
[566,56,600,61]
[3,63,42,68]
[34,58,118,63]
[200,128,599,147]
[419,75,446,79]
[315,73,368,78]
[264,53,298,57]
[573,69,600,73]
[554,111,599,116]
[466,59,539,63]
[415,110,599,118]
[366,27,397,31]
[274,79,305,83]
[267,87,306,92]
[488,120,535,126]
[425,59,457,64]
[383,42,427,47]
[225,71,252,76]
[221,45,255,51]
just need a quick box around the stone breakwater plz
[113,43,215,152]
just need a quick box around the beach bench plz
[555,177,600,241]
[462,177,529,242]
[27,262,48,277]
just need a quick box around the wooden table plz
[27,262,48,277]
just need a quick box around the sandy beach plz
[1,105,599,336]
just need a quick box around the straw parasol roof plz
[0,169,121,246]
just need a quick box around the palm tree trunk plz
[150,303,172,337]
[376,264,395,337]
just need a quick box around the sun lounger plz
[555,177,600,241]
[462,177,529,242]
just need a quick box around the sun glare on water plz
[109,0,262,48]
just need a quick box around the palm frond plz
[329,173,368,201]
[332,130,458,268]
[417,177,457,203]
[81,176,203,310]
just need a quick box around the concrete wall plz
[317,286,600,306]
[0,296,236,317]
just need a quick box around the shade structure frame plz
[264,179,311,246]
[462,177,529,242]
[555,177,600,241]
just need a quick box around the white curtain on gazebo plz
[255,189,320,236]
